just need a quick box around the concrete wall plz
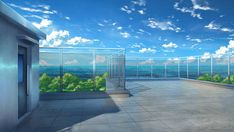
[0,15,40,132]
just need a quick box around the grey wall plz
[0,15,40,132]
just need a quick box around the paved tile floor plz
[15,80,234,132]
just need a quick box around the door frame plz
[17,41,31,122]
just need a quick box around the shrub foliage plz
[39,72,108,92]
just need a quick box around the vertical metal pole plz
[178,59,180,78]
[123,50,126,89]
[150,63,153,79]
[187,58,189,79]
[93,49,96,90]
[164,63,167,78]
[211,55,213,78]
[137,58,139,79]
[60,48,63,91]
[228,52,231,83]
[197,56,200,77]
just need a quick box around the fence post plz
[178,59,180,78]
[186,58,189,79]
[92,49,96,90]
[60,48,63,91]
[150,63,153,79]
[211,54,213,78]
[197,56,200,77]
[137,58,139,79]
[228,52,231,83]
[123,50,126,90]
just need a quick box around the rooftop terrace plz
[15,80,234,132]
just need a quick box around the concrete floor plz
[15,80,234,132]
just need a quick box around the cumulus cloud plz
[205,21,234,32]
[147,18,181,32]
[67,37,92,45]
[201,52,211,61]
[40,30,70,47]
[139,48,156,53]
[162,42,178,48]
[187,56,196,63]
[120,32,130,38]
[32,19,52,29]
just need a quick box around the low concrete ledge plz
[126,77,180,81]
[40,90,130,100]
[180,78,234,89]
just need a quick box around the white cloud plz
[120,5,132,14]
[228,40,234,49]
[98,23,104,27]
[139,48,156,53]
[67,37,92,45]
[139,59,154,65]
[174,2,202,19]
[187,56,196,63]
[39,59,50,66]
[64,59,79,65]
[24,14,47,20]
[230,34,234,37]
[120,32,130,38]
[131,44,141,48]
[117,26,123,30]
[32,19,52,29]
[201,52,211,60]
[138,10,145,15]
[147,18,181,32]
[8,3,57,14]
[174,0,215,19]
[213,46,229,58]
[131,0,146,6]
[96,55,106,63]
[191,0,215,11]
[162,42,178,48]
[40,30,70,47]
[186,35,202,43]
[65,16,70,20]
[205,21,234,32]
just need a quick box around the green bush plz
[62,73,80,92]
[48,76,62,92]
[197,74,212,81]
[39,72,108,92]
[39,73,52,92]
[222,75,234,84]
[212,74,223,82]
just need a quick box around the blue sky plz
[3,0,234,58]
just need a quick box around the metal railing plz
[126,52,232,83]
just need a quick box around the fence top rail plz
[40,47,125,50]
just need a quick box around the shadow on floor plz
[126,82,151,96]
[14,92,120,132]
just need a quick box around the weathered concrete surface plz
[15,80,234,132]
